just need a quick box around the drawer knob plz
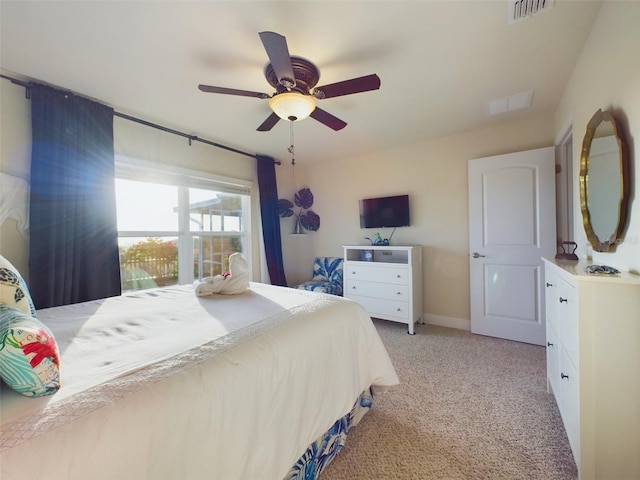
[351,286,356,289]
[561,373,569,380]
[559,297,568,303]
[397,307,401,312]
[547,341,554,347]
[546,282,553,287]
[397,274,401,278]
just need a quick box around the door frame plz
[555,117,574,249]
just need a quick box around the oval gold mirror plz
[579,109,630,252]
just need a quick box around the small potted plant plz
[278,187,320,233]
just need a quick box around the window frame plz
[115,156,252,287]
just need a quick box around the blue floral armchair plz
[293,257,343,296]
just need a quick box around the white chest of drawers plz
[343,245,422,334]
[543,258,640,480]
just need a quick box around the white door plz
[468,147,556,345]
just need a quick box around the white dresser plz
[543,258,640,480]
[343,245,422,334]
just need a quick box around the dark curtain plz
[256,155,288,286]
[29,84,121,308]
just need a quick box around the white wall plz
[555,0,640,272]
[0,81,31,276]
[285,1,640,328]
[275,161,316,286]
[300,115,555,327]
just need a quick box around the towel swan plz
[194,253,250,296]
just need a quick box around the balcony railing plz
[120,250,240,292]
[120,256,178,291]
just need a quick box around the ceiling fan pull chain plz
[288,121,296,167]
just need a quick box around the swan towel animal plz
[194,253,250,296]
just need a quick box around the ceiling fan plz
[198,31,381,132]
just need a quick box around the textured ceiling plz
[0,1,602,164]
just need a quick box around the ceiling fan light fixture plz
[269,92,316,122]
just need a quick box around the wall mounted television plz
[359,194,410,228]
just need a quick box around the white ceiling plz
[0,1,602,164]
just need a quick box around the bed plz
[0,281,398,480]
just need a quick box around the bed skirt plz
[285,388,374,480]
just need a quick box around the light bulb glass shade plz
[269,92,316,121]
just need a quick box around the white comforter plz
[0,283,398,480]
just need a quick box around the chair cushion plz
[293,257,343,296]
[312,257,343,283]
[294,280,342,296]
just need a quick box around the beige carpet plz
[321,320,578,480]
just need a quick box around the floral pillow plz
[0,304,61,397]
[0,254,36,316]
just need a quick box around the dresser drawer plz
[544,267,559,333]
[345,264,409,285]
[347,294,409,320]
[557,277,578,369]
[546,323,560,397]
[343,246,422,334]
[559,346,580,464]
[345,279,409,301]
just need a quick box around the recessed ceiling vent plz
[509,0,554,24]
[486,91,534,116]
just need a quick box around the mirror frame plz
[579,108,630,252]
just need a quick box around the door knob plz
[472,252,486,258]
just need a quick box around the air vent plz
[509,0,554,24]
[486,91,534,115]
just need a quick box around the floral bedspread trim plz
[284,388,375,480]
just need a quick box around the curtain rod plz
[112,111,258,160]
[1,73,280,165]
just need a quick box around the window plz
[115,158,251,292]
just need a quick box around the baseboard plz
[421,313,470,331]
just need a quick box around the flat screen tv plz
[359,194,410,228]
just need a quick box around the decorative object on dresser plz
[364,232,391,246]
[292,257,344,296]
[543,257,640,480]
[343,245,422,334]
[555,241,579,261]
[579,108,630,252]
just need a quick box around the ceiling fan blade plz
[313,74,381,99]
[257,112,281,132]
[258,31,296,88]
[198,84,270,99]
[309,108,347,131]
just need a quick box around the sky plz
[115,179,238,233]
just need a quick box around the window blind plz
[115,156,252,195]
